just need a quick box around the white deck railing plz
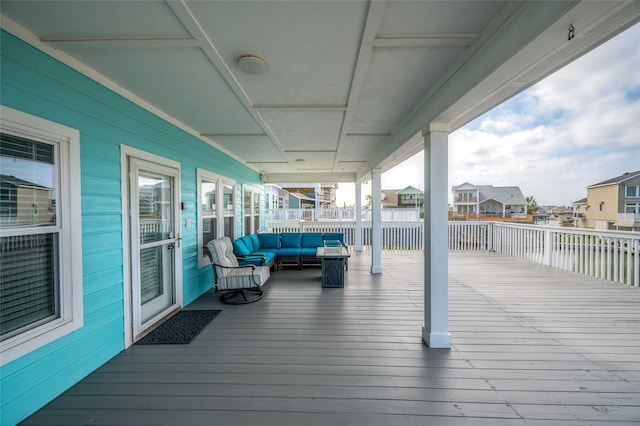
[265,208,420,222]
[264,217,639,287]
[449,222,640,287]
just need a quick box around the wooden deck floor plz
[22,252,640,425]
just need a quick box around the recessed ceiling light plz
[237,55,266,74]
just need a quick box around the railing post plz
[543,228,552,266]
[487,222,494,251]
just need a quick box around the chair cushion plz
[281,232,302,248]
[258,233,280,249]
[206,237,239,270]
[233,238,251,256]
[302,232,323,248]
[218,265,270,290]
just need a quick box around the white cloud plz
[448,23,640,206]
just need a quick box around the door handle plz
[176,233,182,248]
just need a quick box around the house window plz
[625,203,640,214]
[625,185,640,198]
[599,202,604,212]
[0,106,82,366]
[197,169,236,268]
[243,185,261,236]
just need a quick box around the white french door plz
[127,154,182,341]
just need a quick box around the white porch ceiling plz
[1,1,638,183]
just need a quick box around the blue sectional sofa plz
[232,232,346,270]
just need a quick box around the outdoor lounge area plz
[21,251,640,425]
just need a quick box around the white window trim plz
[0,106,83,366]
[197,169,236,268]
[625,185,640,198]
[242,184,262,235]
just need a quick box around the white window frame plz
[0,106,83,366]
[625,202,640,213]
[242,184,261,236]
[625,185,640,198]
[197,169,236,268]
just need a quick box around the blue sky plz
[338,22,640,207]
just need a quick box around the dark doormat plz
[135,310,221,345]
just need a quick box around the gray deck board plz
[21,251,640,425]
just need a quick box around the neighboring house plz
[288,191,316,209]
[451,182,528,216]
[572,197,588,227]
[381,186,424,209]
[573,170,640,231]
[277,183,337,209]
[264,184,288,209]
[0,174,53,226]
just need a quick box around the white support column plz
[371,169,383,274]
[355,181,363,252]
[422,126,451,348]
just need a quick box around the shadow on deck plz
[22,251,640,425]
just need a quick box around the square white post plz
[371,168,383,274]
[355,180,363,252]
[422,127,451,348]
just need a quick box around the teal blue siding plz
[0,30,262,425]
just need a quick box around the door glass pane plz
[140,246,164,304]
[138,172,173,244]
[139,244,174,322]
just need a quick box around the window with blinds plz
[1,106,82,366]
[0,133,60,341]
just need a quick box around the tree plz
[364,194,372,209]
[526,196,539,214]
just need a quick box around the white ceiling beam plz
[356,0,580,180]
[373,34,479,48]
[166,0,289,171]
[332,0,388,175]
[263,172,356,184]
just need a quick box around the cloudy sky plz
[338,22,640,207]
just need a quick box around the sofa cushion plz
[281,232,302,248]
[249,233,260,251]
[278,247,301,257]
[239,251,276,267]
[323,232,345,245]
[258,233,280,249]
[300,247,319,256]
[232,238,251,256]
[302,232,324,248]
